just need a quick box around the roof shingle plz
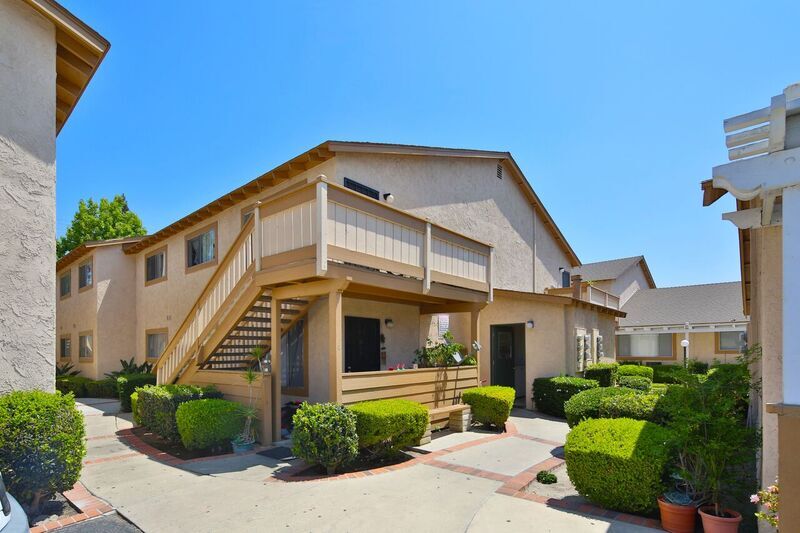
[619,282,747,327]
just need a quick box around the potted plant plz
[232,347,262,453]
[657,474,700,533]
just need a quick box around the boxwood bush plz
[461,385,516,428]
[349,399,428,455]
[598,392,660,422]
[564,387,638,427]
[565,418,674,514]
[175,399,243,450]
[0,391,85,510]
[652,365,692,384]
[532,376,598,418]
[130,391,142,426]
[617,375,652,391]
[292,402,358,474]
[617,364,654,380]
[686,359,709,374]
[116,373,156,412]
[55,375,93,397]
[583,362,619,387]
[137,384,222,442]
[85,378,118,398]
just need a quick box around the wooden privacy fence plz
[340,366,479,407]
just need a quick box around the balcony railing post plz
[423,222,431,293]
[254,201,262,272]
[316,178,328,276]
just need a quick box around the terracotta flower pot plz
[657,496,697,533]
[698,506,742,533]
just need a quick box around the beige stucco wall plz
[333,153,575,293]
[95,246,137,378]
[592,262,652,305]
[565,305,618,373]
[615,331,744,366]
[0,0,57,392]
[56,253,99,378]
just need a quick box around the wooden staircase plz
[201,294,315,371]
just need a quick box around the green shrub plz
[0,391,85,509]
[349,399,428,455]
[583,362,619,387]
[175,399,243,450]
[85,378,118,398]
[617,364,654,380]
[617,375,652,391]
[292,402,358,474]
[652,365,692,384]
[599,393,660,422]
[564,387,637,427]
[565,418,674,514]
[532,376,599,418]
[55,375,92,397]
[461,385,516,428]
[686,359,709,374]
[130,391,142,425]
[116,373,156,412]
[536,470,557,484]
[137,384,223,442]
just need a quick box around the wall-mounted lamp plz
[383,193,395,203]
[526,320,535,329]
[384,318,395,329]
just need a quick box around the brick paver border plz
[29,482,114,533]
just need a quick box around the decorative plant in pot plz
[413,331,465,368]
[232,347,263,453]
[657,473,701,533]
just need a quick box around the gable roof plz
[619,281,747,327]
[123,141,581,265]
[56,236,145,273]
[573,256,656,288]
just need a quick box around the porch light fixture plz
[384,318,395,329]
[680,338,690,369]
[383,193,395,203]
[526,320,534,329]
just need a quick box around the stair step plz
[243,313,293,323]
[257,295,309,306]
[234,326,268,332]
[226,335,269,340]
[249,305,301,315]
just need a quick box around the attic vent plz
[496,163,503,179]
[344,177,379,200]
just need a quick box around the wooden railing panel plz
[341,366,479,408]
[261,200,317,257]
[431,237,488,283]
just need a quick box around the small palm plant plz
[233,346,262,449]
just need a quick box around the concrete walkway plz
[76,400,659,533]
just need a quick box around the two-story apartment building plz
[57,141,624,441]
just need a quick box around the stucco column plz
[271,296,282,441]
[470,309,481,385]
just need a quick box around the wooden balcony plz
[547,283,620,310]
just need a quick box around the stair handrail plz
[155,216,257,384]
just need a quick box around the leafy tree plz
[57,195,146,258]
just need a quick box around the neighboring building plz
[56,141,623,440]
[703,83,799,530]
[616,282,748,365]
[570,255,655,306]
[0,0,108,393]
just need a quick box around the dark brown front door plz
[344,316,380,372]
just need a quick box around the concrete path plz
[77,401,658,533]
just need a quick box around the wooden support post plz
[328,288,344,403]
[254,201,262,272]
[271,295,282,441]
[470,308,481,386]
[423,222,431,294]
[487,247,494,302]
[260,372,272,444]
[316,180,328,276]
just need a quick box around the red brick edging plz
[29,482,114,533]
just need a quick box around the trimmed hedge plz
[0,391,85,506]
[583,362,619,387]
[55,376,93,397]
[652,365,692,384]
[532,376,599,418]
[137,384,223,442]
[565,418,674,514]
[85,378,118,398]
[462,385,516,428]
[292,402,358,474]
[564,387,638,427]
[686,359,709,374]
[176,399,243,450]
[617,375,652,392]
[599,392,660,422]
[117,373,156,412]
[130,391,142,426]
[617,364,654,380]
[349,399,428,455]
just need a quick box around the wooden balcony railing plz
[547,283,620,310]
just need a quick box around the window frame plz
[78,258,93,292]
[184,222,218,274]
[144,245,168,286]
[145,328,169,360]
[59,271,71,299]
[281,319,309,397]
[616,333,675,360]
[716,331,742,354]
[59,334,72,359]
[78,330,93,361]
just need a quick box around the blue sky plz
[57,1,799,288]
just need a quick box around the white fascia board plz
[616,323,748,334]
[713,145,800,200]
